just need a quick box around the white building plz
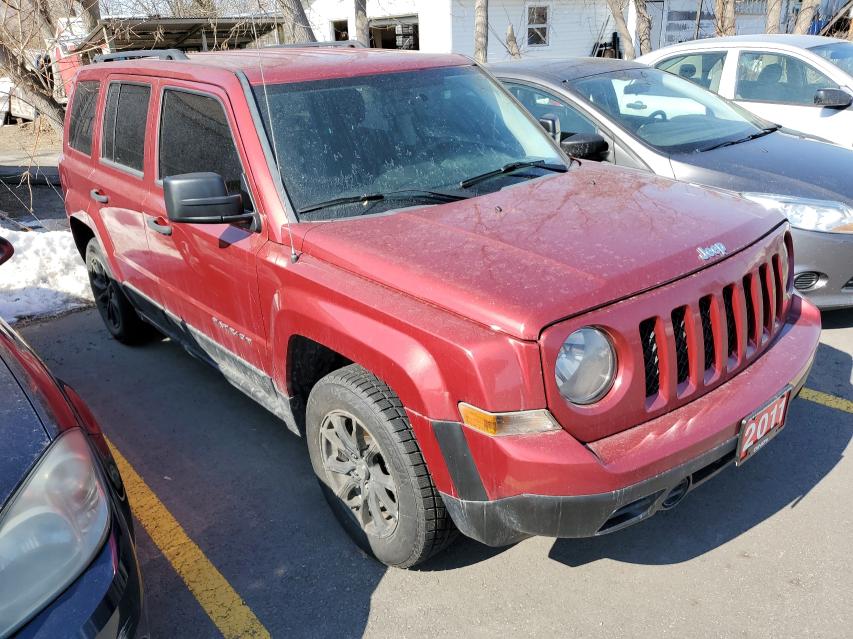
[306,1,616,60]
[305,0,795,61]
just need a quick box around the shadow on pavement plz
[549,341,852,568]
[21,310,385,639]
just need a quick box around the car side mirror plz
[560,133,609,161]
[814,88,852,109]
[0,237,13,266]
[163,172,253,226]
[538,114,561,142]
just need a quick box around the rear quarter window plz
[68,81,99,155]
[101,82,151,172]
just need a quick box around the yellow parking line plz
[106,438,270,639]
[800,388,853,414]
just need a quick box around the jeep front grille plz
[639,250,787,402]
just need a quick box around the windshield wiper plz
[699,125,780,152]
[459,160,567,189]
[297,189,468,215]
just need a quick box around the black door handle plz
[147,217,173,236]
[90,189,109,204]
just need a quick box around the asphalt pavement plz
[21,308,853,639]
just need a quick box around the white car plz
[638,35,853,147]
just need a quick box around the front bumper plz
[792,227,853,309]
[15,504,145,639]
[435,296,820,547]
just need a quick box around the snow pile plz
[0,228,93,323]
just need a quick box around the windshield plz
[570,68,765,153]
[253,66,564,220]
[810,42,853,76]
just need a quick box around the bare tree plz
[0,0,66,134]
[714,0,736,35]
[717,0,736,34]
[849,17,853,40]
[505,23,521,58]
[765,0,783,33]
[604,0,636,60]
[793,0,820,34]
[635,0,653,55]
[71,0,100,32]
[0,46,64,133]
[354,0,368,47]
[275,0,316,43]
[473,0,487,63]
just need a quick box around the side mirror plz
[560,133,609,161]
[163,172,252,225]
[0,237,13,266]
[538,114,561,142]
[814,88,852,109]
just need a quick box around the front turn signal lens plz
[458,403,562,436]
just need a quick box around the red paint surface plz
[59,50,819,501]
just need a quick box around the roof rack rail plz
[93,49,189,63]
[266,40,366,49]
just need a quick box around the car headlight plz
[0,429,110,637]
[555,327,616,405]
[742,193,853,233]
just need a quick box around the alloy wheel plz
[319,410,399,538]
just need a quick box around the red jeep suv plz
[59,47,820,568]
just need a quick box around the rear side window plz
[101,83,150,172]
[158,90,245,198]
[68,81,99,154]
[656,52,727,93]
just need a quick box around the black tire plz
[306,364,457,568]
[85,239,151,344]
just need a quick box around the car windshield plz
[810,41,853,76]
[252,66,564,220]
[570,68,766,153]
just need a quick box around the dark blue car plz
[0,238,145,638]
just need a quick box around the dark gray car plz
[490,57,853,309]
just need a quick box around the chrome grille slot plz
[722,284,737,359]
[699,295,715,372]
[671,306,690,385]
[639,318,660,398]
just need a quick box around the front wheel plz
[306,365,456,568]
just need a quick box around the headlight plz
[742,193,853,233]
[555,327,616,405]
[0,429,110,637]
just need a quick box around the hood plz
[301,163,783,340]
[670,131,853,203]
[0,354,50,508]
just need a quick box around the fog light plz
[793,271,821,291]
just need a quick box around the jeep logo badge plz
[697,242,727,261]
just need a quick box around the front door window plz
[735,51,839,105]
